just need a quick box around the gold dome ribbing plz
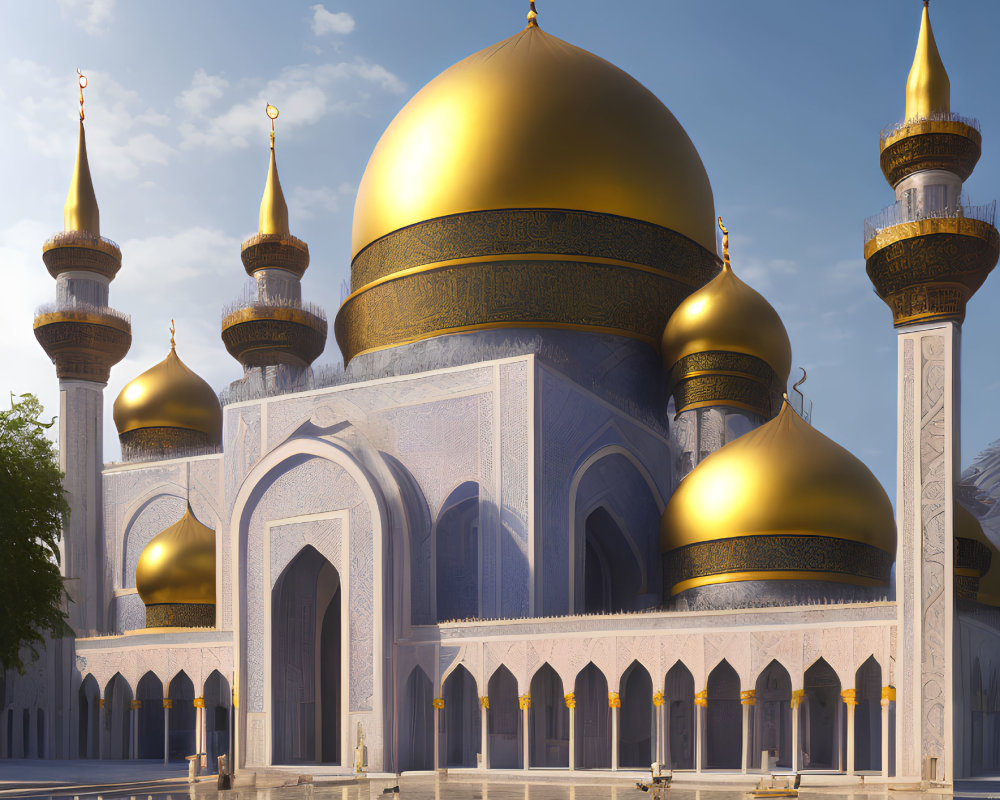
[351,23,715,256]
[661,402,895,594]
[905,2,950,121]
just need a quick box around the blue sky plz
[3,0,999,504]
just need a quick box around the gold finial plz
[77,70,87,121]
[527,0,538,28]
[792,367,807,405]
[266,103,279,150]
[259,104,290,236]
[718,216,731,272]
[169,319,176,350]
[64,71,100,235]
[905,0,950,121]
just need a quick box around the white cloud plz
[311,5,355,36]
[288,182,355,220]
[57,0,115,35]
[176,69,229,115]
[177,60,403,151]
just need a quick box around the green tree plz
[0,393,71,673]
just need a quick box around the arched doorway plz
[487,665,521,769]
[136,672,164,760]
[620,661,653,768]
[530,664,568,767]
[442,666,480,767]
[665,661,694,769]
[754,660,792,769]
[204,671,231,771]
[271,545,341,764]
[104,674,132,760]
[400,666,433,771]
[78,675,100,759]
[436,482,479,622]
[854,657,881,772]
[706,660,741,769]
[802,658,841,771]
[584,508,642,614]
[575,662,610,769]
[168,672,196,761]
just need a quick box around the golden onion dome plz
[661,224,791,382]
[113,329,222,459]
[136,504,216,627]
[661,401,895,595]
[351,23,715,257]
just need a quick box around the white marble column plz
[895,323,958,781]
[481,698,489,769]
[520,696,530,770]
[163,698,170,766]
[842,690,856,774]
[610,693,619,771]
[433,700,441,770]
[791,691,803,772]
[741,691,755,773]
[98,698,104,760]
[695,692,706,772]
[567,695,575,771]
[881,687,894,778]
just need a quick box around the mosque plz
[4,1,1000,785]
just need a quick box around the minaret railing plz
[864,199,996,243]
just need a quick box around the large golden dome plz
[336,18,719,362]
[136,504,216,627]
[661,402,895,595]
[113,337,222,459]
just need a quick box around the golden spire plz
[258,104,290,237]
[64,70,100,235]
[905,0,950,121]
[526,0,538,28]
[169,318,176,350]
[718,216,731,272]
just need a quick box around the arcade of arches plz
[401,657,893,773]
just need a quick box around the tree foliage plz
[0,393,71,673]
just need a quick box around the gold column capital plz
[740,690,756,706]
[518,694,532,710]
[695,690,708,708]
[479,696,489,709]
[608,691,621,708]
[193,697,205,709]
[790,689,805,709]
[432,697,444,709]
[162,698,173,709]
[652,691,665,707]
[564,692,576,709]
[841,688,857,707]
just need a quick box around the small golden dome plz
[113,336,222,445]
[661,223,791,382]
[661,402,895,594]
[905,1,950,121]
[135,504,216,608]
[351,23,715,257]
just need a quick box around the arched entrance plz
[399,666,433,771]
[442,666,480,767]
[168,672,196,761]
[575,662,610,769]
[271,545,341,764]
[487,665,521,769]
[665,661,694,769]
[620,661,653,768]
[802,658,841,770]
[136,672,164,760]
[584,508,642,614]
[104,673,132,760]
[204,671,231,771]
[78,675,100,759]
[706,660,741,769]
[436,482,479,622]
[754,660,792,769]
[854,657,881,772]
[530,663,568,767]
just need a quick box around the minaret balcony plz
[221,300,327,369]
[42,230,122,281]
[880,113,981,187]
[33,303,132,382]
[864,200,998,327]
[239,232,310,279]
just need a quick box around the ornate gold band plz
[664,534,893,596]
[42,231,122,280]
[956,536,992,578]
[33,312,131,382]
[145,603,215,628]
[119,427,220,461]
[221,307,327,368]
[880,128,981,187]
[337,208,719,363]
[881,119,981,151]
[669,351,783,419]
[240,233,310,278]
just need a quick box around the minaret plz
[33,73,131,635]
[221,104,326,388]
[864,3,998,782]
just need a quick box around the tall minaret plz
[864,3,998,782]
[33,73,131,636]
[221,104,326,390]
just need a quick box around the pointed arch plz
[103,673,133,760]
[78,675,101,759]
[442,665,480,767]
[435,481,480,622]
[706,660,741,769]
[136,672,164,760]
[487,665,521,769]
[854,656,881,772]
[753,660,792,769]
[803,657,842,771]
[620,660,653,768]
[168,671,196,762]
[399,666,433,771]
[530,663,568,767]
[665,661,695,769]
[204,671,231,772]
[574,662,610,769]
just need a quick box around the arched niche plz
[103,673,133,760]
[754,660,792,769]
[399,666,433,771]
[530,663,568,767]
[854,656,881,772]
[802,658,842,771]
[487,665,521,769]
[136,672,164,760]
[665,661,694,769]
[168,671,196,762]
[620,661,653,768]
[436,481,479,622]
[442,665,480,768]
[574,662,610,769]
[706,660,741,770]
[78,675,100,759]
